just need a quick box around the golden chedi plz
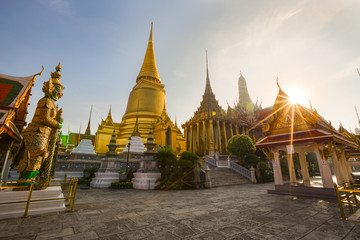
[95,23,185,154]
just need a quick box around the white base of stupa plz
[90,172,119,188]
[132,172,161,190]
[0,186,65,220]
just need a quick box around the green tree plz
[227,134,256,161]
[154,145,177,178]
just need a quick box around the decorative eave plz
[0,66,44,141]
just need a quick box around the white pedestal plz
[132,172,161,190]
[0,186,65,220]
[90,172,119,188]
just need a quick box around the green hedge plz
[109,181,133,189]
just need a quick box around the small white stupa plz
[71,105,96,155]
[122,113,146,155]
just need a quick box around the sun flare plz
[287,88,309,105]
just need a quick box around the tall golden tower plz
[95,23,185,153]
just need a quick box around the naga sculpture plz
[16,63,64,189]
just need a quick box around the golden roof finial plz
[149,22,153,42]
[136,22,161,83]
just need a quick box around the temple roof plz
[255,82,357,149]
[0,68,43,141]
[136,22,161,84]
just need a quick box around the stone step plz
[208,165,251,187]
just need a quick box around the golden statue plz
[16,63,64,188]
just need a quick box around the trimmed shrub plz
[227,135,256,160]
[109,181,133,189]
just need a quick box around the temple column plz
[272,150,283,185]
[202,120,206,155]
[196,122,200,154]
[190,125,193,153]
[242,127,245,134]
[286,154,297,186]
[341,153,353,181]
[314,146,334,188]
[209,119,214,156]
[235,125,239,135]
[337,150,350,183]
[222,121,227,152]
[229,123,234,137]
[184,126,188,151]
[298,151,310,187]
[331,150,345,185]
[216,120,221,154]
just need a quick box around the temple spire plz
[105,105,113,125]
[85,105,92,136]
[237,71,252,108]
[137,22,161,83]
[204,50,213,95]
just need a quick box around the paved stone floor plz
[0,183,359,240]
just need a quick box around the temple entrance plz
[166,126,172,146]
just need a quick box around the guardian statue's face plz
[51,85,63,101]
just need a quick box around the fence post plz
[344,183,354,213]
[250,166,257,184]
[62,173,67,189]
[71,179,78,212]
[67,177,74,205]
[23,180,35,218]
[334,183,346,220]
[349,181,359,207]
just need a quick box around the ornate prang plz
[106,128,118,157]
[144,122,156,153]
[15,63,64,189]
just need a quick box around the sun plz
[287,88,309,105]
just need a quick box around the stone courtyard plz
[0,183,359,240]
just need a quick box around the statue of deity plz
[16,63,64,189]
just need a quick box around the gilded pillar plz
[196,122,200,154]
[216,120,221,154]
[202,120,206,155]
[184,126,188,151]
[209,119,214,155]
[190,125,193,153]
[229,123,234,137]
[222,121,227,152]
[235,125,239,135]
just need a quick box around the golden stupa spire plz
[136,22,161,83]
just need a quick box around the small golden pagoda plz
[95,23,185,154]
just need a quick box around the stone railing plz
[205,155,217,167]
[229,161,256,183]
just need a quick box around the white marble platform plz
[90,172,119,188]
[0,186,66,219]
[132,172,161,190]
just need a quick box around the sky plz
[1,0,360,135]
